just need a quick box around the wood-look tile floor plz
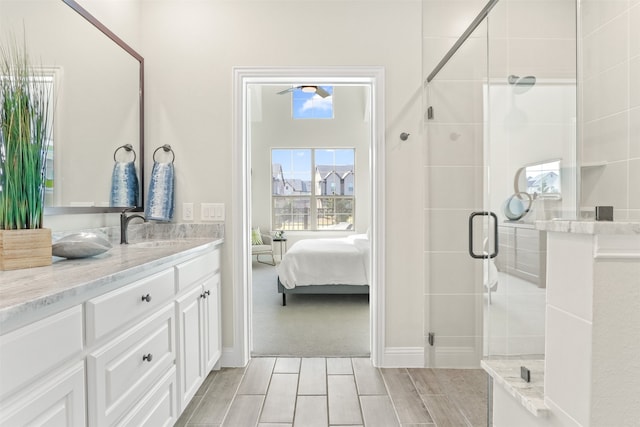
[176,357,487,427]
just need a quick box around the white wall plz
[580,0,640,220]
[136,0,424,355]
[250,85,371,243]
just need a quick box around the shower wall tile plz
[424,252,482,295]
[631,107,640,158]
[424,209,482,253]
[425,166,482,209]
[422,0,486,38]
[581,160,629,211]
[547,233,593,321]
[422,37,459,80]
[580,1,638,220]
[424,335,482,368]
[631,56,640,108]
[426,294,480,337]
[581,0,629,36]
[505,38,576,80]
[486,37,508,79]
[582,12,629,79]
[582,112,628,163]
[428,81,485,124]
[423,36,488,81]
[425,123,483,167]
[629,159,640,209]
[582,62,628,122]
[631,5,640,56]
[545,306,593,427]
[507,1,576,40]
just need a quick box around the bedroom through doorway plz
[234,67,385,362]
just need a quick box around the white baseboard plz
[221,345,426,368]
[432,346,480,368]
[381,347,425,368]
[220,346,248,368]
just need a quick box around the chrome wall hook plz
[400,132,410,141]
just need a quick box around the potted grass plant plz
[0,37,53,270]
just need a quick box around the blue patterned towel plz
[109,161,139,207]
[145,161,174,221]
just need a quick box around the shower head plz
[508,75,536,94]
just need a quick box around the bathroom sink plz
[127,240,182,249]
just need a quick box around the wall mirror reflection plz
[521,159,561,199]
[1,0,144,213]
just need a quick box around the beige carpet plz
[251,261,370,357]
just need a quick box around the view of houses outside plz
[525,159,561,197]
[272,148,355,230]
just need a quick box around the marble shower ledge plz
[481,359,547,417]
[0,235,223,333]
[536,220,640,235]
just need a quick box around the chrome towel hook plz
[400,132,410,141]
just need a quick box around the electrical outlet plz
[183,203,194,221]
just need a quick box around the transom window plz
[272,148,355,231]
[292,86,333,119]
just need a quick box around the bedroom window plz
[292,86,333,119]
[272,148,355,231]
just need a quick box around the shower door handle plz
[468,211,499,259]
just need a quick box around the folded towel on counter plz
[145,161,174,221]
[109,161,139,207]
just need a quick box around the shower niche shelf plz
[580,161,607,169]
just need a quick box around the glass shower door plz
[483,0,577,362]
[424,0,577,368]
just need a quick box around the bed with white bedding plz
[275,234,370,305]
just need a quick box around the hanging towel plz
[109,161,139,207]
[145,161,174,221]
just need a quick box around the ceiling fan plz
[276,85,331,98]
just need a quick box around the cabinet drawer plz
[0,361,86,427]
[116,366,177,427]
[86,268,175,344]
[87,304,176,427]
[176,249,220,292]
[0,305,83,400]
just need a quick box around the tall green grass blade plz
[1,33,52,229]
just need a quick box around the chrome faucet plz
[120,208,147,244]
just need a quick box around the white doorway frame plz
[230,66,386,367]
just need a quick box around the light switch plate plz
[201,203,224,221]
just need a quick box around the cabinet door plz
[203,273,221,373]
[0,305,83,401]
[176,285,205,412]
[87,304,175,427]
[0,361,86,427]
[116,367,177,427]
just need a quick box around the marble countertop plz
[536,220,640,235]
[0,236,223,333]
[481,359,547,417]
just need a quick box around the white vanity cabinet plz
[0,239,223,427]
[0,306,85,426]
[175,250,222,412]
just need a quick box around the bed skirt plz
[277,277,369,306]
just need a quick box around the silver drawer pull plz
[141,294,152,303]
[143,353,153,362]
